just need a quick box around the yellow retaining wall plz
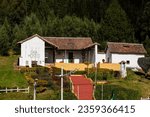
[98,63,120,71]
[54,63,93,71]
[53,62,120,71]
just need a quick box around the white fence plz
[0,87,29,93]
[141,97,150,100]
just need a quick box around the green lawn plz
[0,57,76,100]
[0,56,28,88]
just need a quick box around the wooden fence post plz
[27,87,29,93]
[6,87,7,93]
[17,87,19,92]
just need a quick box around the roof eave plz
[83,42,100,49]
[17,34,59,48]
[109,52,147,54]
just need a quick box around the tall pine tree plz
[12,24,27,53]
[136,1,150,42]
[101,0,134,43]
[22,13,43,36]
[0,19,10,55]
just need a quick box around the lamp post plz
[33,79,38,100]
[101,83,103,100]
[55,67,64,100]
[61,67,63,100]
[94,64,98,85]
[93,64,98,98]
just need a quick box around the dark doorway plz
[68,52,74,63]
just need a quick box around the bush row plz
[87,68,120,81]
[95,84,141,100]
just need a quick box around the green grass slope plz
[95,70,150,100]
[0,56,28,88]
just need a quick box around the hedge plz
[95,84,141,100]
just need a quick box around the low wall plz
[97,63,120,71]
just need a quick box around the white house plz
[18,34,147,69]
[105,42,147,68]
[18,34,99,67]
[97,52,106,63]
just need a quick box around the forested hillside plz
[0,0,150,55]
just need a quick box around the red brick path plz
[69,75,93,100]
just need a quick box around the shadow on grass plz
[134,71,150,80]
[134,71,145,76]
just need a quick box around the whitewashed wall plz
[19,37,45,67]
[111,54,145,68]
[106,50,112,63]
[97,53,106,63]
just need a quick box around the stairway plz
[69,75,94,100]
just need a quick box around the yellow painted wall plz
[54,63,93,71]
[98,63,120,71]
[53,63,120,71]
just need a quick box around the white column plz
[120,62,127,78]
[43,42,45,66]
[64,50,67,63]
[94,44,98,67]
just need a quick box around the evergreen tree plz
[46,14,63,36]
[101,0,134,42]
[6,0,27,24]
[136,2,150,42]
[0,23,10,55]
[3,18,12,43]
[62,16,82,37]
[12,24,27,53]
[143,35,150,56]
[22,13,43,36]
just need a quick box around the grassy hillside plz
[1,55,150,100]
[0,56,28,88]
[95,70,150,100]
[0,56,76,100]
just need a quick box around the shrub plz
[36,86,47,93]
[35,66,49,75]
[63,92,77,100]
[95,84,141,100]
[138,57,150,74]
[87,68,117,81]
[37,80,48,86]
[25,75,34,84]
[73,70,86,75]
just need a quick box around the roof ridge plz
[107,42,143,45]
[44,37,91,39]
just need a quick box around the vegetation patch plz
[87,68,120,81]
[95,84,141,100]
[0,56,28,88]
[94,69,150,100]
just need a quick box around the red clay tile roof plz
[17,34,59,48]
[107,42,147,54]
[44,37,93,50]
[18,34,95,50]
